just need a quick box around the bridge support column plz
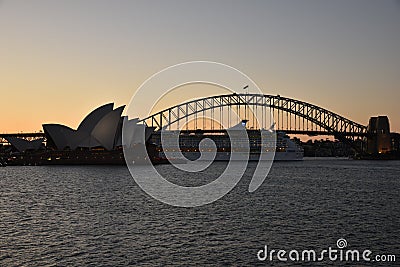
[366,116,392,154]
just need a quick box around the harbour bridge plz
[139,93,368,143]
[2,93,392,152]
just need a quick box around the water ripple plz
[0,160,399,266]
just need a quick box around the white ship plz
[150,122,304,161]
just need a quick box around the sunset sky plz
[1,0,399,133]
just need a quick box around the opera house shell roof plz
[43,103,126,151]
[4,137,44,153]
[5,103,154,152]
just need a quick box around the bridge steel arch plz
[139,93,368,142]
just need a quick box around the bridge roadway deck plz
[0,130,367,144]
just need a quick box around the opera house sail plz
[43,103,125,151]
[1,102,161,165]
[3,137,44,153]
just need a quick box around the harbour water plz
[0,159,399,266]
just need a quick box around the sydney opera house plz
[44,103,125,151]
[3,103,156,165]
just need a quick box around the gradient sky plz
[1,0,399,133]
